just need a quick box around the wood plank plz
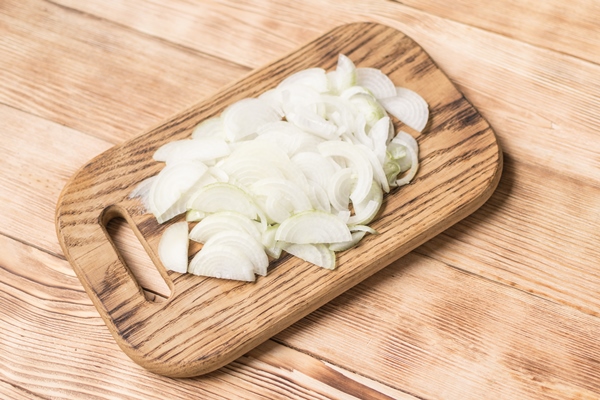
[50,0,335,70]
[50,0,600,184]
[275,252,600,400]
[418,157,600,316]
[0,235,414,399]
[383,0,600,65]
[0,105,112,256]
[0,0,249,143]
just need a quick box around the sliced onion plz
[327,168,353,212]
[329,231,366,252]
[255,121,322,156]
[189,211,263,243]
[368,116,391,164]
[349,224,379,234]
[153,138,230,165]
[318,141,373,205]
[348,181,383,225]
[348,92,387,128]
[187,182,258,220]
[282,242,336,270]
[261,225,284,259]
[278,68,329,93]
[192,117,224,139]
[188,244,256,282]
[275,210,352,244]
[186,209,206,222]
[137,53,426,281]
[149,160,209,223]
[379,87,429,132]
[356,68,397,99]
[129,175,156,212]
[158,221,189,274]
[328,54,356,94]
[198,230,268,276]
[222,98,282,141]
[394,141,419,186]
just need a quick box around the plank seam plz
[270,338,430,400]
[0,231,66,261]
[385,0,600,68]
[0,377,50,400]
[43,0,254,71]
[413,245,600,319]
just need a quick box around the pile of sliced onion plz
[131,54,428,281]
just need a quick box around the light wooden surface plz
[1,0,599,398]
[55,22,501,378]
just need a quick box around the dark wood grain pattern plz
[55,22,502,377]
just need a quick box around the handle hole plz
[106,217,172,302]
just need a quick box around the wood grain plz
[3,0,600,397]
[0,235,410,400]
[275,252,600,400]
[0,0,250,143]
[55,22,501,377]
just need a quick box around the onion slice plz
[379,87,429,132]
[158,221,189,274]
[188,244,256,282]
[275,210,352,244]
[282,242,336,270]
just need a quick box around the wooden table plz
[2,1,599,398]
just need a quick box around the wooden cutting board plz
[55,22,502,378]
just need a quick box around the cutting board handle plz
[75,204,157,326]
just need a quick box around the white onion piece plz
[286,107,338,140]
[352,114,373,147]
[356,144,389,193]
[348,92,387,128]
[255,121,322,156]
[279,84,324,116]
[318,141,373,205]
[356,68,397,99]
[129,175,156,212]
[393,130,419,155]
[158,221,189,274]
[188,182,258,220]
[186,209,205,222]
[327,168,353,212]
[328,54,356,94]
[189,211,263,243]
[348,200,380,225]
[153,138,230,165]
[275,210,352,244]
[222,98,282,141]
[192,117,224,139]
[307,184,331,213]
[379,87,429,132]
[188,244,255,282]
[349,224,379,235]
[149,160,209,223]
[251,178,312,214]
[348,181,383,225]
[369,116,391,164]
[337,210,351,224]
[329,231,366,252]
[278,68,329,93]
[291,152,338,190]
[282,242,336,270]
[199,230,268,276]
[395,141,419,187]
[261,225,283,259]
